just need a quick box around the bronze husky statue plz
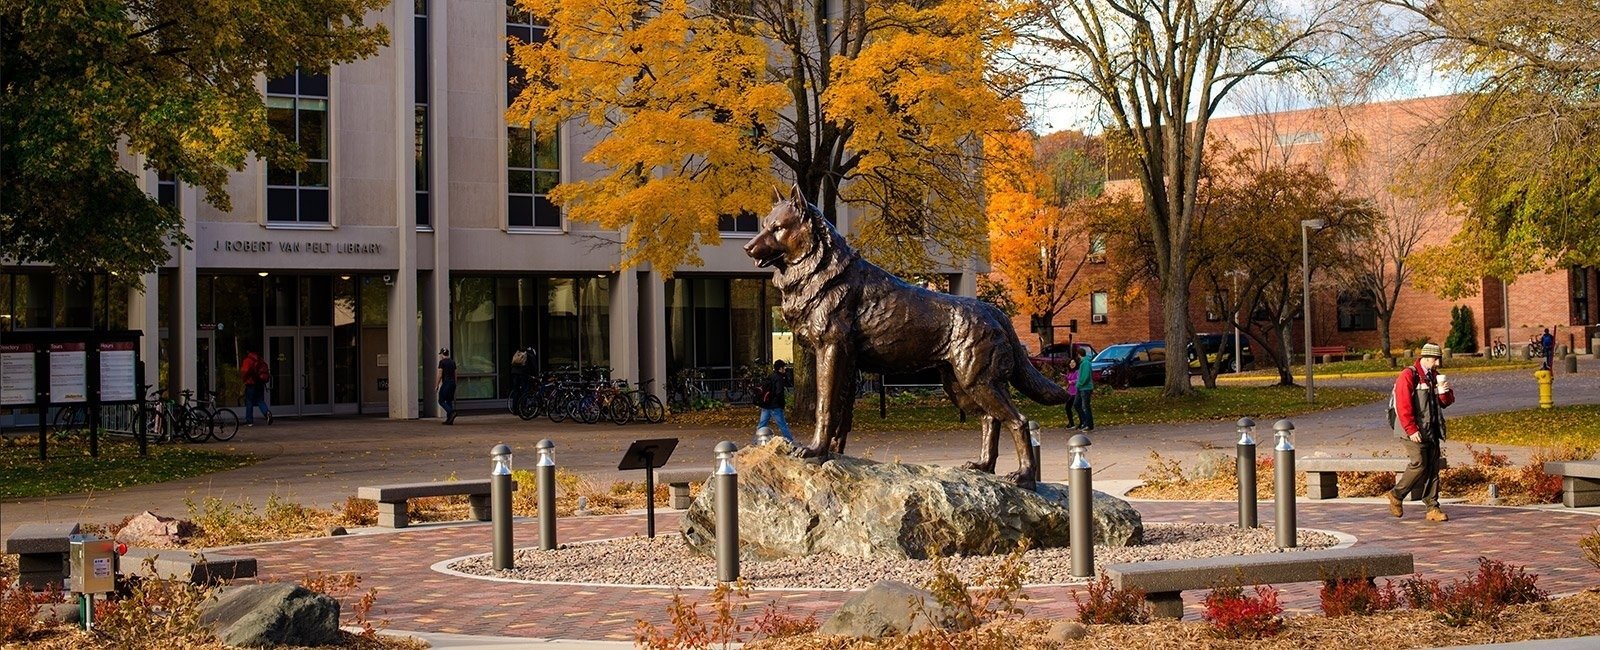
[744,185,1070,487]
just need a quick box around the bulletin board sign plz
[0,343,35,406]
[48,342,88,404]
[98,341,138,403]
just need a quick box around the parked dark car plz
[1028,342,1098,376]
[1090,340,1167,388]
[1188,333,1254,372]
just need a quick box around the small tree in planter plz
[1445,305,1479,354]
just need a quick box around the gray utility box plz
[69,536,118,594]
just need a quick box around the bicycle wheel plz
[639,394,666,424]
[548,393,569,423]
[52,406,89,441]
[182,410,211,443]
[209,409,240,442]
[608,398,634,425]
[576,396,601,424]
[518,393,541,420]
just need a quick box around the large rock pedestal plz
[681,442,1141,560]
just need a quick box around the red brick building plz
[1012,96,1600,361]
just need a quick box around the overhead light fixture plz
[339,275,351,281]
[258,271,269,277]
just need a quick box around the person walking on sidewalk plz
[1074,354,1094,432]
[1540,327,1556,371]
[436,348,458,425]
[1064,357,1080,428]
[755,360,794,442]
[1387,342,1455,521]
[239,350,273,426]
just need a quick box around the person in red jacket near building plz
[1387,342,1454,521]
[240,350,274,426]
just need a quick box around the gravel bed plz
[449,523,1339,589]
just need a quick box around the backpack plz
[511,349,528,367]
[255,358,272,385]
[1386,367,1410,431]
[758,386,774,407]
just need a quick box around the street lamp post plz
[1231,270,1243,374]
[1301,219,1327,403]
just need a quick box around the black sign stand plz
[618,438,679,538]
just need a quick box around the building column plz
[175,186,199,396]
[128,273,159,390]
[642,269,668,400]
[420,0,452,417]
[388,0,421,420]
[609,269,639,385]
[955,263,979,298]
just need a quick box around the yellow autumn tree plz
[984,130,1102,346]
[507,0,1024,276]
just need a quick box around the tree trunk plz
[1276,322,1297,387]
[1369,312,1395,368]
[1161,275,1194,397]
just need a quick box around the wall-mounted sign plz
[376,378,389,391]
[0,343,35,406]
[49,342,87,403]
[99,341,138,402]
[211,240,382,255]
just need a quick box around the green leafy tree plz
[1445,305,1478,354]
[0,0,390,277]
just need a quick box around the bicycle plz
[186,390,239,442]
[1489,337,1508,359]
[622,379,666,424]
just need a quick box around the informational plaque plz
[98,341,138,402]
[0,343,36,406]
[49,342,88,403]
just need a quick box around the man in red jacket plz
[1388,343,1455,521]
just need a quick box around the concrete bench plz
[356,479,515,528]
[1104,546,1413,618]
[1544,460,1600,508]
[3,522,80,591]
[656,470,708,510]
[120,547,258,585]
[1300,457,1447,500]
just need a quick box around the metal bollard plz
[1566,354,1578,374]
[1068,433,1093,578]
[536,439,557,551]
[1236,417,1257,529]
[1028,420,1042,484]
[714,441,740,582]
[754,426,773,447]
[491,443,514,569]
[1273,420,1297,548]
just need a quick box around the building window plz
[1090,291,1108,324]
[266,70,331,224]
[1337,289,1378,331]
[1572,267,1591,324]
[415,0,431,228]
[718,211,759,233]
[1276,131,1322,147]
[506,3,560,229]
[1087,234,1106,263]
[157,171,177,209]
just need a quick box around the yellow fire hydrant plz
[1535,369,1554,409]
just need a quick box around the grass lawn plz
[1234,355,1539,378]
[674,385,1383,432]
[0,436,256,500]
[1446,404,1600,450]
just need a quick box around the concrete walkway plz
[4,361,1597,539]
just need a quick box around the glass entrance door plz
[266,329,333,416]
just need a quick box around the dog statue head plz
[744,183,819,270]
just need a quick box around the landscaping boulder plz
[199,583,340,648]
[114,511,200,548]
[681,442,1142,560]
[817,580,950,638]
[1046,620,1088,642]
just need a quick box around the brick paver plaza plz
[227,499,1600,642]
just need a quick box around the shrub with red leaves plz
[1319,578,1403,617]
[1202,584,1284,639]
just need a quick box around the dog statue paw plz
[963,460,996,473]
[1004,471,1037,490]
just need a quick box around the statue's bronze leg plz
[805,342,852,458]
[969,382,1035,488]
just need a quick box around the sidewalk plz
[4,363,1597,539]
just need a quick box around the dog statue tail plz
[1005,328,1071,406]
